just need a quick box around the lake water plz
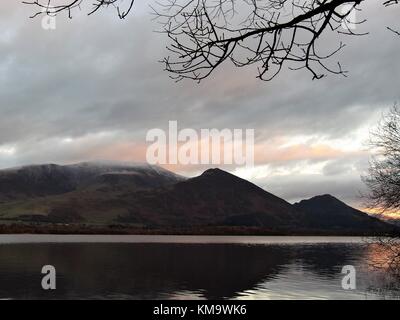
[0,235,399,300]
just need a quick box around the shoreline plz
[0,234,368,244]
[0,222,395,237]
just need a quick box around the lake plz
[0,235,399,300]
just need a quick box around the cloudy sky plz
[0,1,399,209]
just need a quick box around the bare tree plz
[364,105,400,213]
[24,0,399,81]
[363,106,400,278]
[368,236,400,278]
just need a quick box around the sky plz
[0,1,399,209]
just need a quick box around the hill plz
[293,194,392,234]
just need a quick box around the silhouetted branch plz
[384,0,399,6]
[387,26,400,35]
[23,0,135,19]
[152,0,372,81]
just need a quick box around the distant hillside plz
[0,161,184,202]
[0,162,397,235]
[293,194,393,233]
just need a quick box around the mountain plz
[0,161,185,224]
[117,168,301,228]
[293,194,393,233]
[0,161,184,202]
[0,162,396,235]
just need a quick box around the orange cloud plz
[362,207,400,220]
[253,143,342,164]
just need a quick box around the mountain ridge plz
[0,162,397,235]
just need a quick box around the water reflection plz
[0,241,398,299]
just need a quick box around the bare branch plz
[387,26,400,35]
[152,0,371,82]
[23,0,135,19]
